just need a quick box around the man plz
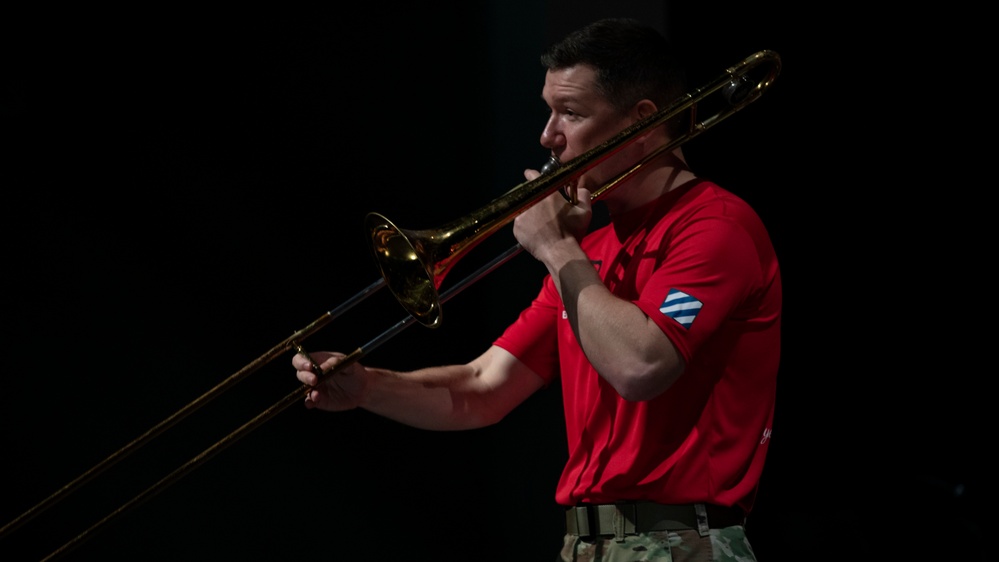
[293,17,780,561]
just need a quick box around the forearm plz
[545,241,680,401]
[359,364,500,431]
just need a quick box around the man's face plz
[539,64,638,192]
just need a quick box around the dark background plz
[1,2,991,560]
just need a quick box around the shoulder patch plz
[659,288,702,329]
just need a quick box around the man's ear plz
[629,99,665,144]
[632,99,659,122]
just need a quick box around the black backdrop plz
[2,2,992,561]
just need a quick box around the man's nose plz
[539,117,564,150]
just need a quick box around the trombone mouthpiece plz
[540,155,578,205]
[540,155,561,175]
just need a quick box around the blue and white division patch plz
[659,288,702,329]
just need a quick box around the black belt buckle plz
[569,504,639,541]
[567,505,594,538]
[569,504,612,539]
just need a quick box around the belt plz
[565,502,745,540]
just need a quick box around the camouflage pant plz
[557,526,757,562]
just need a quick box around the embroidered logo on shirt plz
[659,288,702,329]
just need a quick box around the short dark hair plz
[540,18,688,135]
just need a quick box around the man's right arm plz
[295,345,545,431]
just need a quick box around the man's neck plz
[604,149,695,216]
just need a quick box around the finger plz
[292,346,325,370]
[321,351,354,372]
[297,369,318,386]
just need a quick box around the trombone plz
[1,49,781,560]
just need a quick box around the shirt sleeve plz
[492,276,561,384]
[634,211,768,364]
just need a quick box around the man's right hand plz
[293,351,367,412]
